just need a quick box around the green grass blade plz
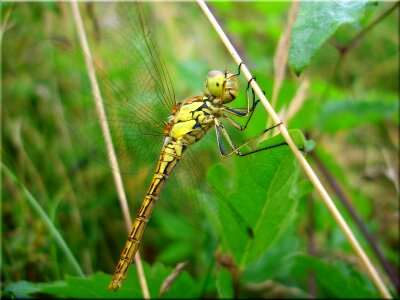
[1,162,85,277]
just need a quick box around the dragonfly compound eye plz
[204,70,225,98]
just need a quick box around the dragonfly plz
[78,3,288,292]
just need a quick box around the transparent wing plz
[73,2,177,174]
[86,3,254,237]
[57,2,254,259]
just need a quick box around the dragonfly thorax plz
[204,70,238,104]
[167,96,215,145]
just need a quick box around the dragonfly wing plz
[149,132,255,262]
[93,2,176,121]
[58,3,178,174]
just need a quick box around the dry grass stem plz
[0,4,13,41]
[197,0,391,298]
[267,1,300,130]
[159,261,188,297]
[281,77,310,124]
[244,279,310,298]
[70,1,149,298]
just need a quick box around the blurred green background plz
[2,1,398,298]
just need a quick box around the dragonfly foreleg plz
[219,76,261,131]
[236,62,244,76]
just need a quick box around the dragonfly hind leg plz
[214,120,287,157]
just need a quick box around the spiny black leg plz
[216,120,286,157]
[237,141,288,157]
[246,76,256,90]
[237,62,244,76]
[246,76,260,111]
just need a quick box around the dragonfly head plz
[204,70,238,104]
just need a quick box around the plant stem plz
[69,1,149,298]
[333,2,399,57]
[306,196,317,298]
[197,1,392,298]
[311,150,399,293]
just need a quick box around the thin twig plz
[69,2,149,298]
[244,279,311,298]
[0,3,13,42]
[197,1,391,298]
[281,77,309,125]
[333,2,399,57]
[306,196,317,298]
[311,151,399,293]
[268,0,300,129]
[159,261,188,297]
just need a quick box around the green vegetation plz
[2,1,398,298]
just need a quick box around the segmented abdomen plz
[108,140,184,291]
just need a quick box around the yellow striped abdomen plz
[109,95,216,291]
[108,139,185,291]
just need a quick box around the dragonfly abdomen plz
[109,139,186,291]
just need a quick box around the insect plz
[77,3,289,291]
[108,67,267,290]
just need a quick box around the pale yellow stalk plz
[70,1,149,298]
[197,1,391,298]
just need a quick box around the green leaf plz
[289,0,369,75]
[291,255,380,298]
[319,99,399,133]
[207,136,302,267]
[241,222,300,283]
[6,263,199,299]
[4,280,63,299]
[216,269,234,298]
[41,273,129,298]
[240,151,300,265]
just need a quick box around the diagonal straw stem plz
[197,1,391,298]
[70,1,149,298]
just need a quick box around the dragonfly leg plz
[215,120,287,157]
[244,75,265,120]
[236,61,244,76]
[220,76,261,132]
[214,118,241,157]
[230,63,265,117]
